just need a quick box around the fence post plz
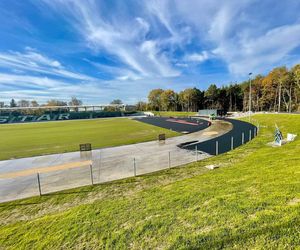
[216,141,219,155]
[168,151,171,169]
[195,145,198,161]
[249,130,252,140]
[231,136,234,150]
[242,132,244,144]
[37,173,42,196]
[98,150,101,183]
[90,164,94,185]
[133,157,136,176]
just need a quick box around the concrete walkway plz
[0,120,232,203]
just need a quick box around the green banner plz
[0,111,138,124]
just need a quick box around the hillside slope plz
[1,114,300,249]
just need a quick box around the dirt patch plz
[288,198,300,206]
[0,160,92,179]
[202,131,219,136]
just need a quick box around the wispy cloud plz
[173,0,300,74]
[184,51,211,63]
[0,48,94,81]
[1,0,300,103]
[217,23,300,74]
[41,0,180,79]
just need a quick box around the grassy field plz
[1,114,300,249]
[0,118,179,160]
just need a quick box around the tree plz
[144,62,300,113]
[280,71,294,112]
[177,88,200,112]
[242,75,264,112]
[136,101,148,111]
[10,99,17,108]
[160,89,177,111]
[274,67,289,112]
[291,64,300,111]
[195,88,205,111]
[230,84,243,111]
[260,71,278,111]
[18,100,30,107]
[110,99,123,105]
[31,100,39,107]
[148,89,163,111]
[205,84,219,109]
[103,106,118,112]
[46,99,67,106]
[217,86,228,111]
[68,97,82,106]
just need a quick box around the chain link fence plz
[0,125,258,203]
[0,147,210,203]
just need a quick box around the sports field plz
[1,114,300,249]
[0,118,179,160]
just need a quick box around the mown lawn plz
[0,118,179,160]
[0,114,300,249]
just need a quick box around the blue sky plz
[1,0,300,104]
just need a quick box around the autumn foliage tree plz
[143,63,300,113]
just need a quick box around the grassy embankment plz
[0,114,300,249]
[0,118,178,160]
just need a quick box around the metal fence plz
[0,127,258,203]
[0,148,210,203]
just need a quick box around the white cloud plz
[0,72,69,88]
[213,23,300,75]
[41,0,180,79]
[2,0,300,104]
[85,59,142,81]
[170,0,300,75]
[0,50,94,81]
[135,17,150,38]
[184,51,210,63]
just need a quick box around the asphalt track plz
[0,120,231,202]
[134,117,211,133]
[183,118,257,155]
[0,117,254,202]
[134,117,256,155]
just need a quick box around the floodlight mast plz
[248,72,252,121]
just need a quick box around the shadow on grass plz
[0,189,93,208]
[43,190,91,196]
[0,202,41,208]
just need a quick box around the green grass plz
[152,111,197,117]
[1,114,300,249]
[0,118,179,160]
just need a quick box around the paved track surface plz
[0,119,230,203]
[184,119,257,155]
[134,117,210,133]
[0,117,257,203]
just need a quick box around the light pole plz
[248,72,252,121]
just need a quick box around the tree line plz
[242,65,300,112]
[0,98,125,109]
[2,63,300,113]
[137,64,300,113]
[137,84,244,112]
[3,97,83,108]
